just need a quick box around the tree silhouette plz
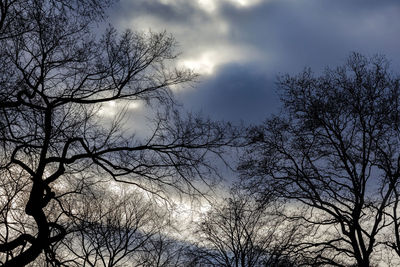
[189,190,299,267]
[58,191,169,267]
[240,53,400,266]
[0,0,237,265]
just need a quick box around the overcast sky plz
[108,0,400,123]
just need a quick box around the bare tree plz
[383,184,400,264]
[0,167,33,264]
[57,191,168,267]
[135,230,189,267]
[0,0,237,265]
[239,53,400,266]
[188,190,297,267]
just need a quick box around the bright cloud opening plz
[180,45,261,76]
[197,0,218,13]
[226,0,264,8]
[98,100,142,117]
[196,0,264,13]
[181,53,217,75]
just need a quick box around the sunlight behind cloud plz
[225,0,264,8]
[123,14,257,77]
[116,0,267,87]
[179,45,257,75]
[152,0,266,14]
[197,0,218,13]
[181,53,216,75]
[196,0,264,12]
[98,100,142,118]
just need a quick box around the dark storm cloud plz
[218,0,400,72]
[110,0,400,123]
[110,0,209,24]
[178,64,279,123]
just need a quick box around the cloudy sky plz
[108,0,400,123]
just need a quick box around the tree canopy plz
[240,53,400,266]
[0,0,237,265]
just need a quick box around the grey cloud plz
[218,0,400,72]
[109,0,400,123]
[178,64,279,123]
[110,0,210,25]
